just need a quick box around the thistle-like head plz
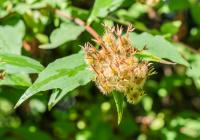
[83,24,155,103]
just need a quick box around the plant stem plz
[54,9,102,45]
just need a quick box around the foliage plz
[0,0,200,140]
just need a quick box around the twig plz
[108,16,200,55]
[55,9,200,55]
[54,9,102,45]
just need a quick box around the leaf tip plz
[117,115,122,125]
[14,102,21,109]
[14,93,30,109]
[48,104,54,111]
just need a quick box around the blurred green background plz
[0,0,200,140]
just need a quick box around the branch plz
[54,9,102,44]
[54,9,200,56]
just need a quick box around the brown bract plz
[82,24,155,104]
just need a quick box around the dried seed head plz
[83,24,155,104]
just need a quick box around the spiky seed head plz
[83,24,155,104]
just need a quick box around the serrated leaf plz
[130,32,189,66]
[0,24,24,54]
[39,23,84,49]
[87,0,124,24]
[113,91,124,125]
[0,53,44,74]
[14,52,94,109]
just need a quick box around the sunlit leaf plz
[39,23,84,49]
[186,54,200,89]
[0,53,44,74]
[160,21,181,36]
[0,73,31,87]
[88,0,124,24]
[14,52,94,109]
[0,23,24,54]
[130,32,189,66]
[187,55,200,79]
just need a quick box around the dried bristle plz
[82,24,155,104]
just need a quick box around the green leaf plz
[168,0,190,11]
[14,3,30,15]
[0,53,44,74]
[0,24,24,54]
[116,3,148,20]
[39,23,84,49]
[113,91,124,125]
[14,52,94,109]
[191,4,200,25]
[160,21,181,36]
[87,0,124,24]
[135,51,175,65]
[0,73,31,87]
[187,55,200,79]
[186,54,200,89]
[130,32,189,66]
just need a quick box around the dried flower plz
[82,24,155,104]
